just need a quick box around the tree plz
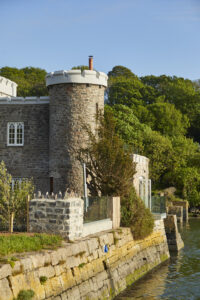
[80,112,136,197]
[0,67,48,97]
[108,65,136,79]
[145,102,190,137]
[71,65,89,71]
[79,111,154,239]
[0,161,34,233]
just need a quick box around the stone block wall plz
[164,215,184,252]
[172,200,189,222]
[0,220,170,300]
[0,103,49,193]
[48,83,105,194]
[132,154,150,208]
[29,197,84,240]
[167,206,183,223]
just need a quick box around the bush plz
[121,188,154,240]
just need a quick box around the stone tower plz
[46,57,108,195]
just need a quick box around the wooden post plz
[27,194,30,232]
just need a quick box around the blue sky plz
[1,0,200,79]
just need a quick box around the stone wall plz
[0,103,49,193]
[29,196,120,240]
[29,197,84,241]
[164,215,184,252]
[132,154,150,208]
[167,206,183,223]
[0,76,17,97]
[172,200,189,222]
[0,220,169,300]
[48,83,105,194]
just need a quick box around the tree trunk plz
[9,212,14,233]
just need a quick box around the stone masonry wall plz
[48,83,105,194]
[0,220,169,300]
[0,104,49,193]
[164,215,184,252]
[29,197,84,241]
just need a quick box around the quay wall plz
[0,220,169,300]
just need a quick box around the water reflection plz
[116,219,200,300]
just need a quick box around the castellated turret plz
[46,57,108,195]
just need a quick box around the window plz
[11,178,27,190]
[11,178,22,190]
[7,122,24,146]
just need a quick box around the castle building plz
[0,58,151,208]
[0,57,107,195]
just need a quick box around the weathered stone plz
[20,257,34,272]
[0,278,13,300]
[38,265,55,278]
[0,264,12,279]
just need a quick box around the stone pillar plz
[107,197,121,229]
[172,200,189,222]
[167,206,183,223]
[46,69,107,195]
[164,215,184,252]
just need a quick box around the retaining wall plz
[0,220,169,300]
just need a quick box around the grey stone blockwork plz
[0,104,49,192]
[49,83,105,194]
[29,197,84,240]
[0,71,106,195]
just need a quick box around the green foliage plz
[79,111,136,197]
[141,74,200,143]
[107,66,200,205]
[121,188,154,240]
[15,289,35,300]
[40,276,48,285]
[108,65,137,79]
[78,263,86,268]
[72,65,89,71]
[0,161,34,232]
[145,102,190,137]
[0,234,62,256]
[0,66,47,97]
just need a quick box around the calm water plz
[116,218,200,300]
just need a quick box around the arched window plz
[7,122,24,146]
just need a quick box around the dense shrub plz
[121,188,154,240]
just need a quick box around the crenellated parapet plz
[33,190,79,199]
[46,69,108,87]
[0,96,49,104]
[0,76,18,97]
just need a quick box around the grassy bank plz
[0,233,63,257]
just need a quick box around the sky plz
[1,0,200,80]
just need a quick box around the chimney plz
[89,56,93,70]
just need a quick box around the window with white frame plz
[11,178,28,190]
[11,178,22,190]
[7,122,24,146]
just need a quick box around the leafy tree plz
[71,65,89,71]
[108,65,136,79]
[107,76,144,107]
[0,67,48,97]
[0,161,34,232]
[80,112,136,197]
[145,102,190,137]
[79,111,154,239]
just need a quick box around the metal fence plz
[151,195,166,214]
[83,196,110,223]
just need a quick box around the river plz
[115,218,200,300]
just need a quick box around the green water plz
[116,218,200,300]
